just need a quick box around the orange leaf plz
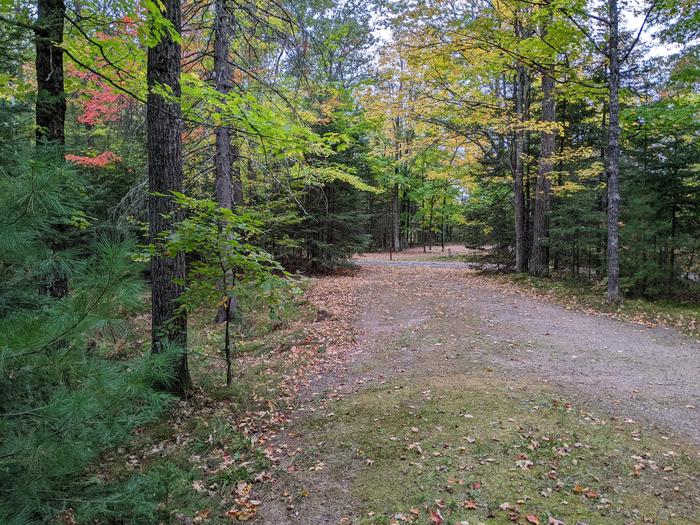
[572,484,587,494]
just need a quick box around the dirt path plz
[256,265,700,524]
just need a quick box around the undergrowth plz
[66,282,317,524]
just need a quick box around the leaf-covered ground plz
[254,263,700,525]
[87,261,699,524]
[357,245,700,339]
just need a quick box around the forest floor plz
[253,251,700,525]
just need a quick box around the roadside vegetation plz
[1,0,698,522]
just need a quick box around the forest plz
[0,0,699,523]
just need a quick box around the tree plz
[34,0,69,297]
[211,0,240,324]
[147,0,190,394]
[35,0,65,148]
[564,0,658,302]
[513,13,529,272]
[212,0,241,212]
[605,0,623,303]
[528,66,556,276]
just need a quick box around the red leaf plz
[66,151,122,168]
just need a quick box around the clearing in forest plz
[255,261,700,525]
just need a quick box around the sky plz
[370,4,690,60]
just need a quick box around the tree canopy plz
[0,0,698,521]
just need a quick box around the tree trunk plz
[35,0,68,298]
[427,196,435,251]
[440,194,446,251]
[392,183,401,251]
[669,196,676,286]
[213,0,236,211]
[606,0,623,304]
[528,68,555,277]
[213,0,239,324]
[35,0,66,149]
[514,62,527,272]
[148,0,190,394]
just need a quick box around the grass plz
[302,376,700,525]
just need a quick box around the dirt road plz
[256,264,700,524]
[354,262,700,443]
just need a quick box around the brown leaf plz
[526,515,540,525]
[428,509,444,524]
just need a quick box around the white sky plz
[370,6,690,60]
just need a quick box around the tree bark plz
[392,183,401,251]
[392,113,403,252]
[213,0,235,211]
[35,0,68,298]
[35,0,66,149]
[528,68,555,277]
[606,0,623,303]
[514,62,528,272]
[213,0,239,324]
[147,0,190,394]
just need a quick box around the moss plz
[303,376,700,524]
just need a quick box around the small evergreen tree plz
[0,131,177,524]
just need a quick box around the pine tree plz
[147,0,190,394]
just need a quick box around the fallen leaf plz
[463,499,477,509]
[572,484,587,494]
[428,508,444,524]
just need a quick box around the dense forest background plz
[0,0,698,522]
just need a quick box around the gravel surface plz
[356,257,499,270]
[353,263,700,445]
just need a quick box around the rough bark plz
[213,0,243,204]
[528,68,555,277]
[392,113,403,252]
[214,0,234,211]
[35,0,66,148]
[606,0,623,304]
[147,0,190,394]
[213,0,236,325]
[35,0,68,298]
[514,62,527,272]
